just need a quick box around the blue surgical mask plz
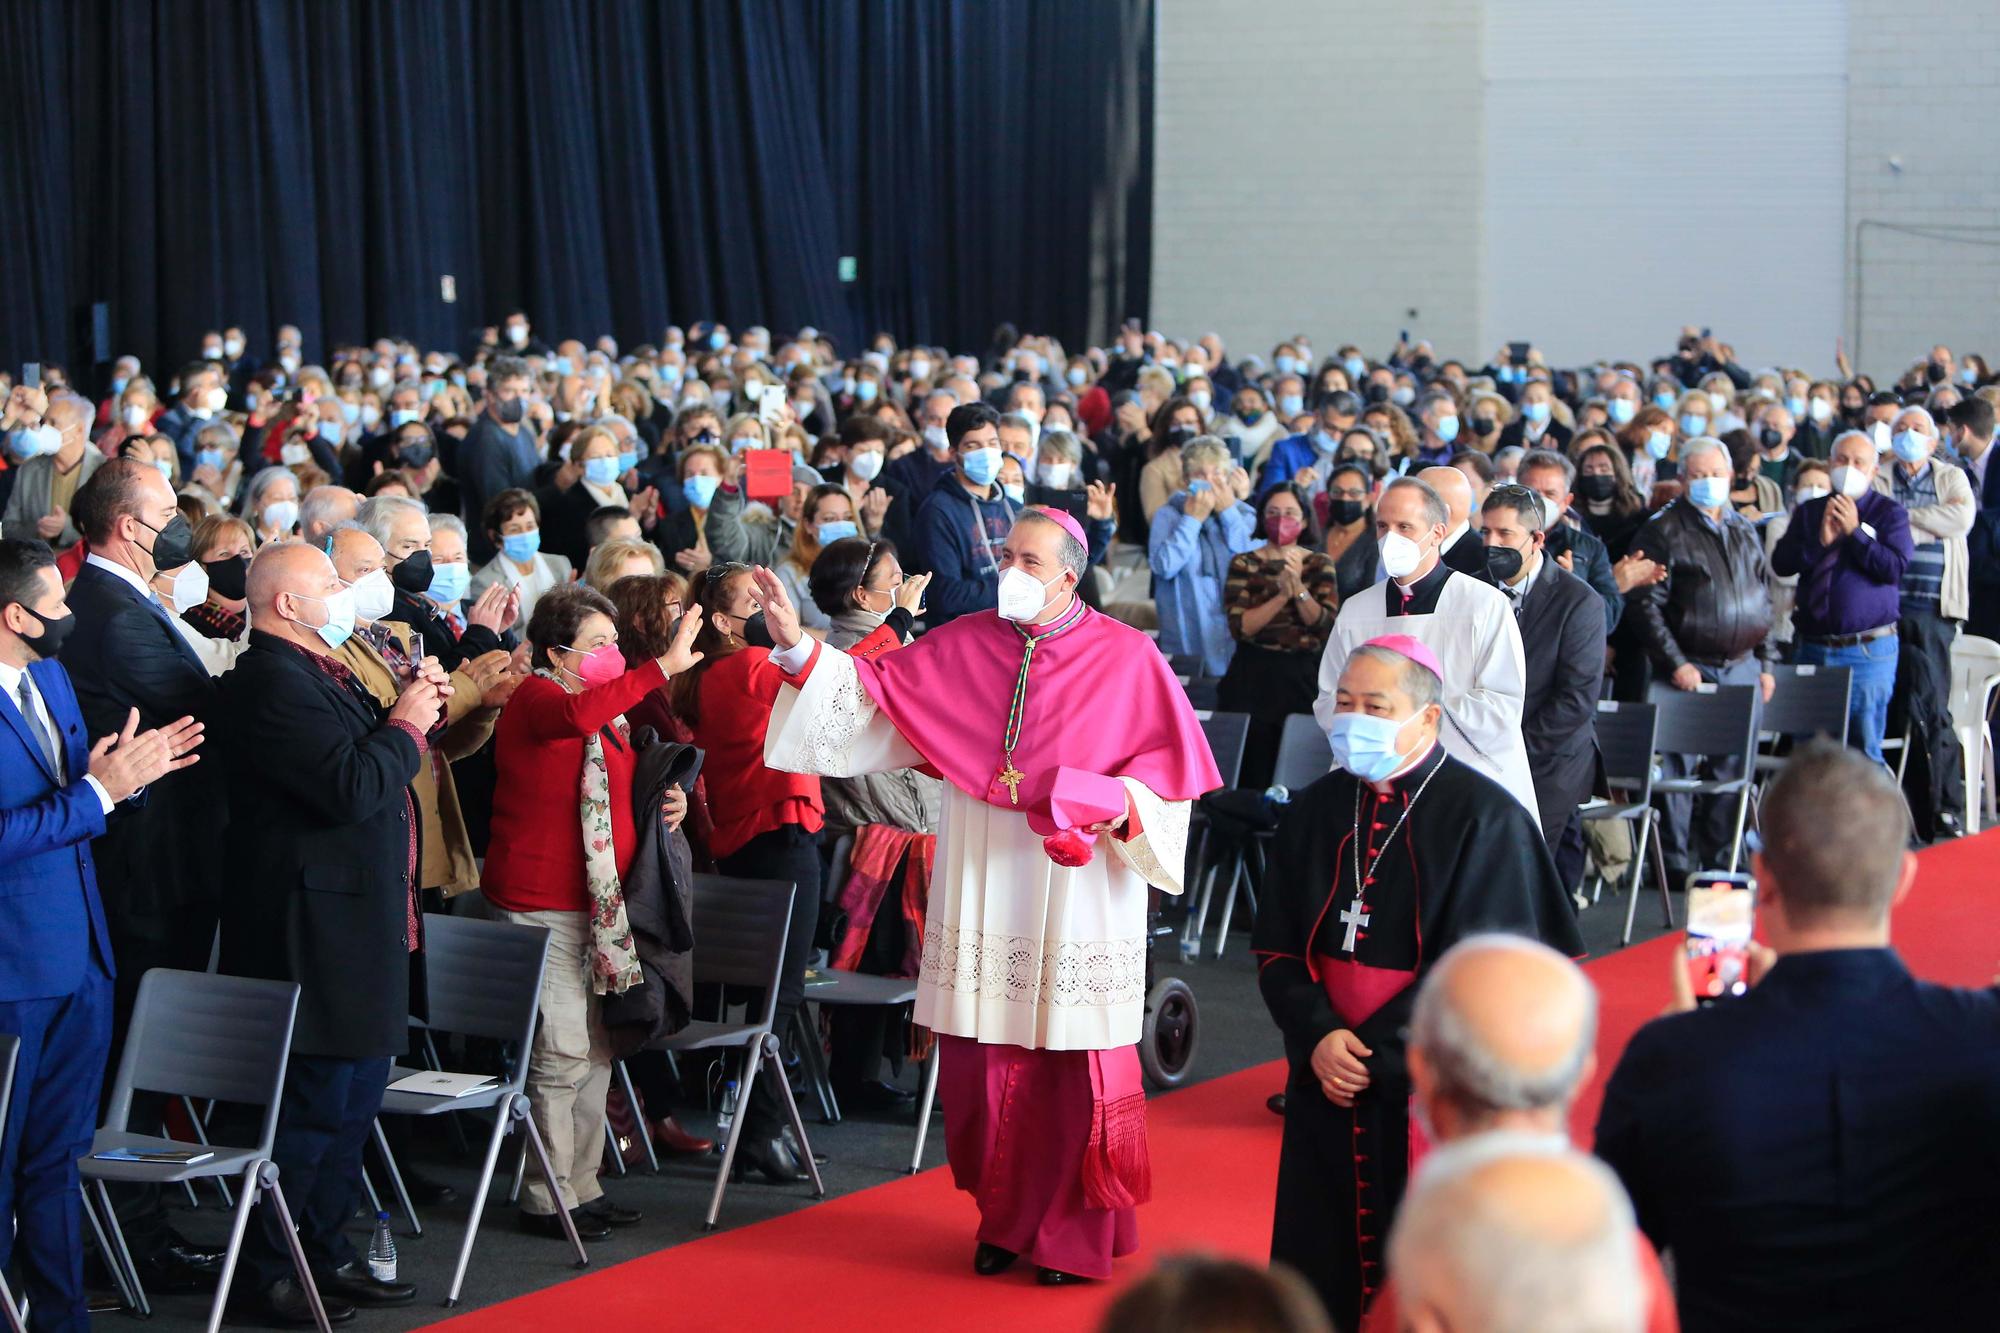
[1892,430,1931,464]
[1274,355,1300,376]
[1680,414,1708,438]
[1066,366,1087,387]
[682,473,721,510]
[1343,356,1367,380]
[552,356,575,377]
[709,330,727,350]
[111,376,129,395]
[855,379,879,403]
[1326,710,1420,784]
[618,448,640,474]
[154,459,176,483]
[197,447,227,474]
[1687,475,1730,510]
[1785,395,1808,419]
[583,456,622,486]
[318,420,342,445]
[339,399,361,425]
[1607,398,1637,425]
[1312,429,1338,454]
[501,530,542,563]
[816,520,859,545]
[1522,401,1551,425]
[1279,394,1304,417]
[1653,391,1677,411]
[1435,415,1460,443]
[1002,484,1026,505]
[390,408,420,428]
[960,446,1001,486]
[427,561,471,605]
[292,586,357,651]
[1646,431,1672,460]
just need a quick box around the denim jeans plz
[1795,633,1900,764]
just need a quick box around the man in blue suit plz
[1596,740,2000,1332]
[0,538,201,1333]
[1947,398,2000,641]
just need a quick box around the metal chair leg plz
[181,1094,233,1208]
[508,1126,527,1204]
[92,1179,151,1316]
[0,1267,23,1333]
[1211,856,1248,958]
[766,1034,826,1201]
[794,1007,840,1124]
[907,1050,941,1175]
[615,1059,660,1173]
[703,1048,760,1230]
[200,1161,267,1333]
[371,1118,423,1236]
[601,1119,628,1176]
[1649,813,1676,927]
[519,1101,589,1271]
[78,1183,137,1315]
[260,1169,333,1333]
[1620,816,1645,947]
[1726,787,1751,872]
[444,1096,520,1307]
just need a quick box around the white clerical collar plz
[86,553,154,601]
[1508,552,1543,601]
[1370,738,1440,795]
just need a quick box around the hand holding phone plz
[1682,871,1758,1005]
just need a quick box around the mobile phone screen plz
[1684,873,1756,1004]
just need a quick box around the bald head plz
[1418,465,1472,529]
[328,525,385,589]
[1409,935,1597,1139]
[300,485,359,546]
[1391,1141,1643,1333]
[246,541,347,653]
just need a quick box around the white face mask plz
[205,386,229,413]
[1037,461,1074,490]
[1795,485,1830,505]
[223,337,245,359]
[280,441,312,466]
[996,565,1065,623]
[123,404,149,429]
[1830,464,1872,499]
[350,568,395,622]
[262,499,300,533]
[1809,398,1834,424]
[848,449,884,482]
[1378,531,1427,580]
[1708,391,1728,413]
[923,425,950,453]
[165,562,209,614]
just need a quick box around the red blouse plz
[482,659,667,914]
[692,648,823,860]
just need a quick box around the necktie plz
[18,677,60,780]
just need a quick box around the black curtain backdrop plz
[0,0,1152,383]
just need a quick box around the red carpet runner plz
[431,833,1998,1332]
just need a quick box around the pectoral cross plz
[997,764,1025,805]
[1338,901,1370,953]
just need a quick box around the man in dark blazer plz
[0,538,201,1333]
[1596,741,2000,1332]
[1949,398,2000,640]
[1517,448,1628,635]
[60,459,229,1287]
[218,542,446,1324]
[1482,487,1606,895]
[1419,465,1494,584]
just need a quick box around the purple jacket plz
[1771,489,1913,637]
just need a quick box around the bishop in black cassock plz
[1253,635,1582,1329]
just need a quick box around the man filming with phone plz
[1595,741,2000,1332]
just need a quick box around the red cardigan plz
[691,648,823,860]
[482,659,667,914]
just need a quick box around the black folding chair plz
[1579,701,1674,946]
[1755,663,1851,773]
[1185,713,1329,958]
[1648,682,1761,874]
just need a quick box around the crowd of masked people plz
[0,313,1995,1331]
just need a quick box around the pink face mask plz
[1269,516,1306,548]
[563,643,625,688]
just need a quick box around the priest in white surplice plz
[753,506,1221,1284]
[1314,475,1540,826]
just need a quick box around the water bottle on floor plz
[716,1078,739,1149]
[368,1211,397,1283]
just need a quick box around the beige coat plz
[1873,457,1972,620]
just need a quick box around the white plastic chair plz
[1948,635,2000,832]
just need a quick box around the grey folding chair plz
[78,970,320,1333]
[1181,710,1250,954]
[797,970,919,1125]
[1186,712,1329,959]
[652,875,825,1230]
[1754,664,1851,775]
[1647,682,1762,874]
[369,913,582,1308]
[1579,701,1674,946]
[0,1034,23,1333]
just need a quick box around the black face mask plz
[203,553,248,601]
[1485,544,1524,583]
[391,549,435,595]
[1760,426,1785,450]
[497,396,525,424]
[1364,383,1391,404]
[12,604,74,660]
[1326,498,1367,526]
[1576,473,1617,503]
[1542,524,1573,559]
[397,441,435,469]
[1926,362,1947,384]
[139,513,195,570]
[1166,425,1198,448]
[1471,416,1495,436]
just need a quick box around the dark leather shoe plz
[835,1078,917,1112]
[518,1208,610,1242]
[780,1123,829,1166]
[319,1261,415,1307]
[401,1169,459,1207]
[581,1197,643,1227]
[733,1134,808,1183]
[1037,1266,1094,1286]
[973,1242,1018,1276]
[1265,1092,1287,1116]
[135,1242,227,1294]
[237,1278,356,1326]
[650,1116,714,1155]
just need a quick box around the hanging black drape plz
[0,0,1152,386]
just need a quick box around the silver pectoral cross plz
[1338,901,1370,953]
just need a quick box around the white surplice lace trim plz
[920,920,1147,1009]
[799,652,876,776]
[1111,788,1189,895]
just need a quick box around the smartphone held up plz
[1684,871,1757,1005]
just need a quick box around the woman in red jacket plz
[670,562,823,1184]
[484,584,703,1241]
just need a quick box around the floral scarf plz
[535,667,642,994]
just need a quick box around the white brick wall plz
[1151,0,1484,363]
[1845,0,2000,381]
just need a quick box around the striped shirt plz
[1891,463,1945,612]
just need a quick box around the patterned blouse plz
[1224,546,1341,652]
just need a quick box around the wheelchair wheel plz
[1138,976,1199,1090]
